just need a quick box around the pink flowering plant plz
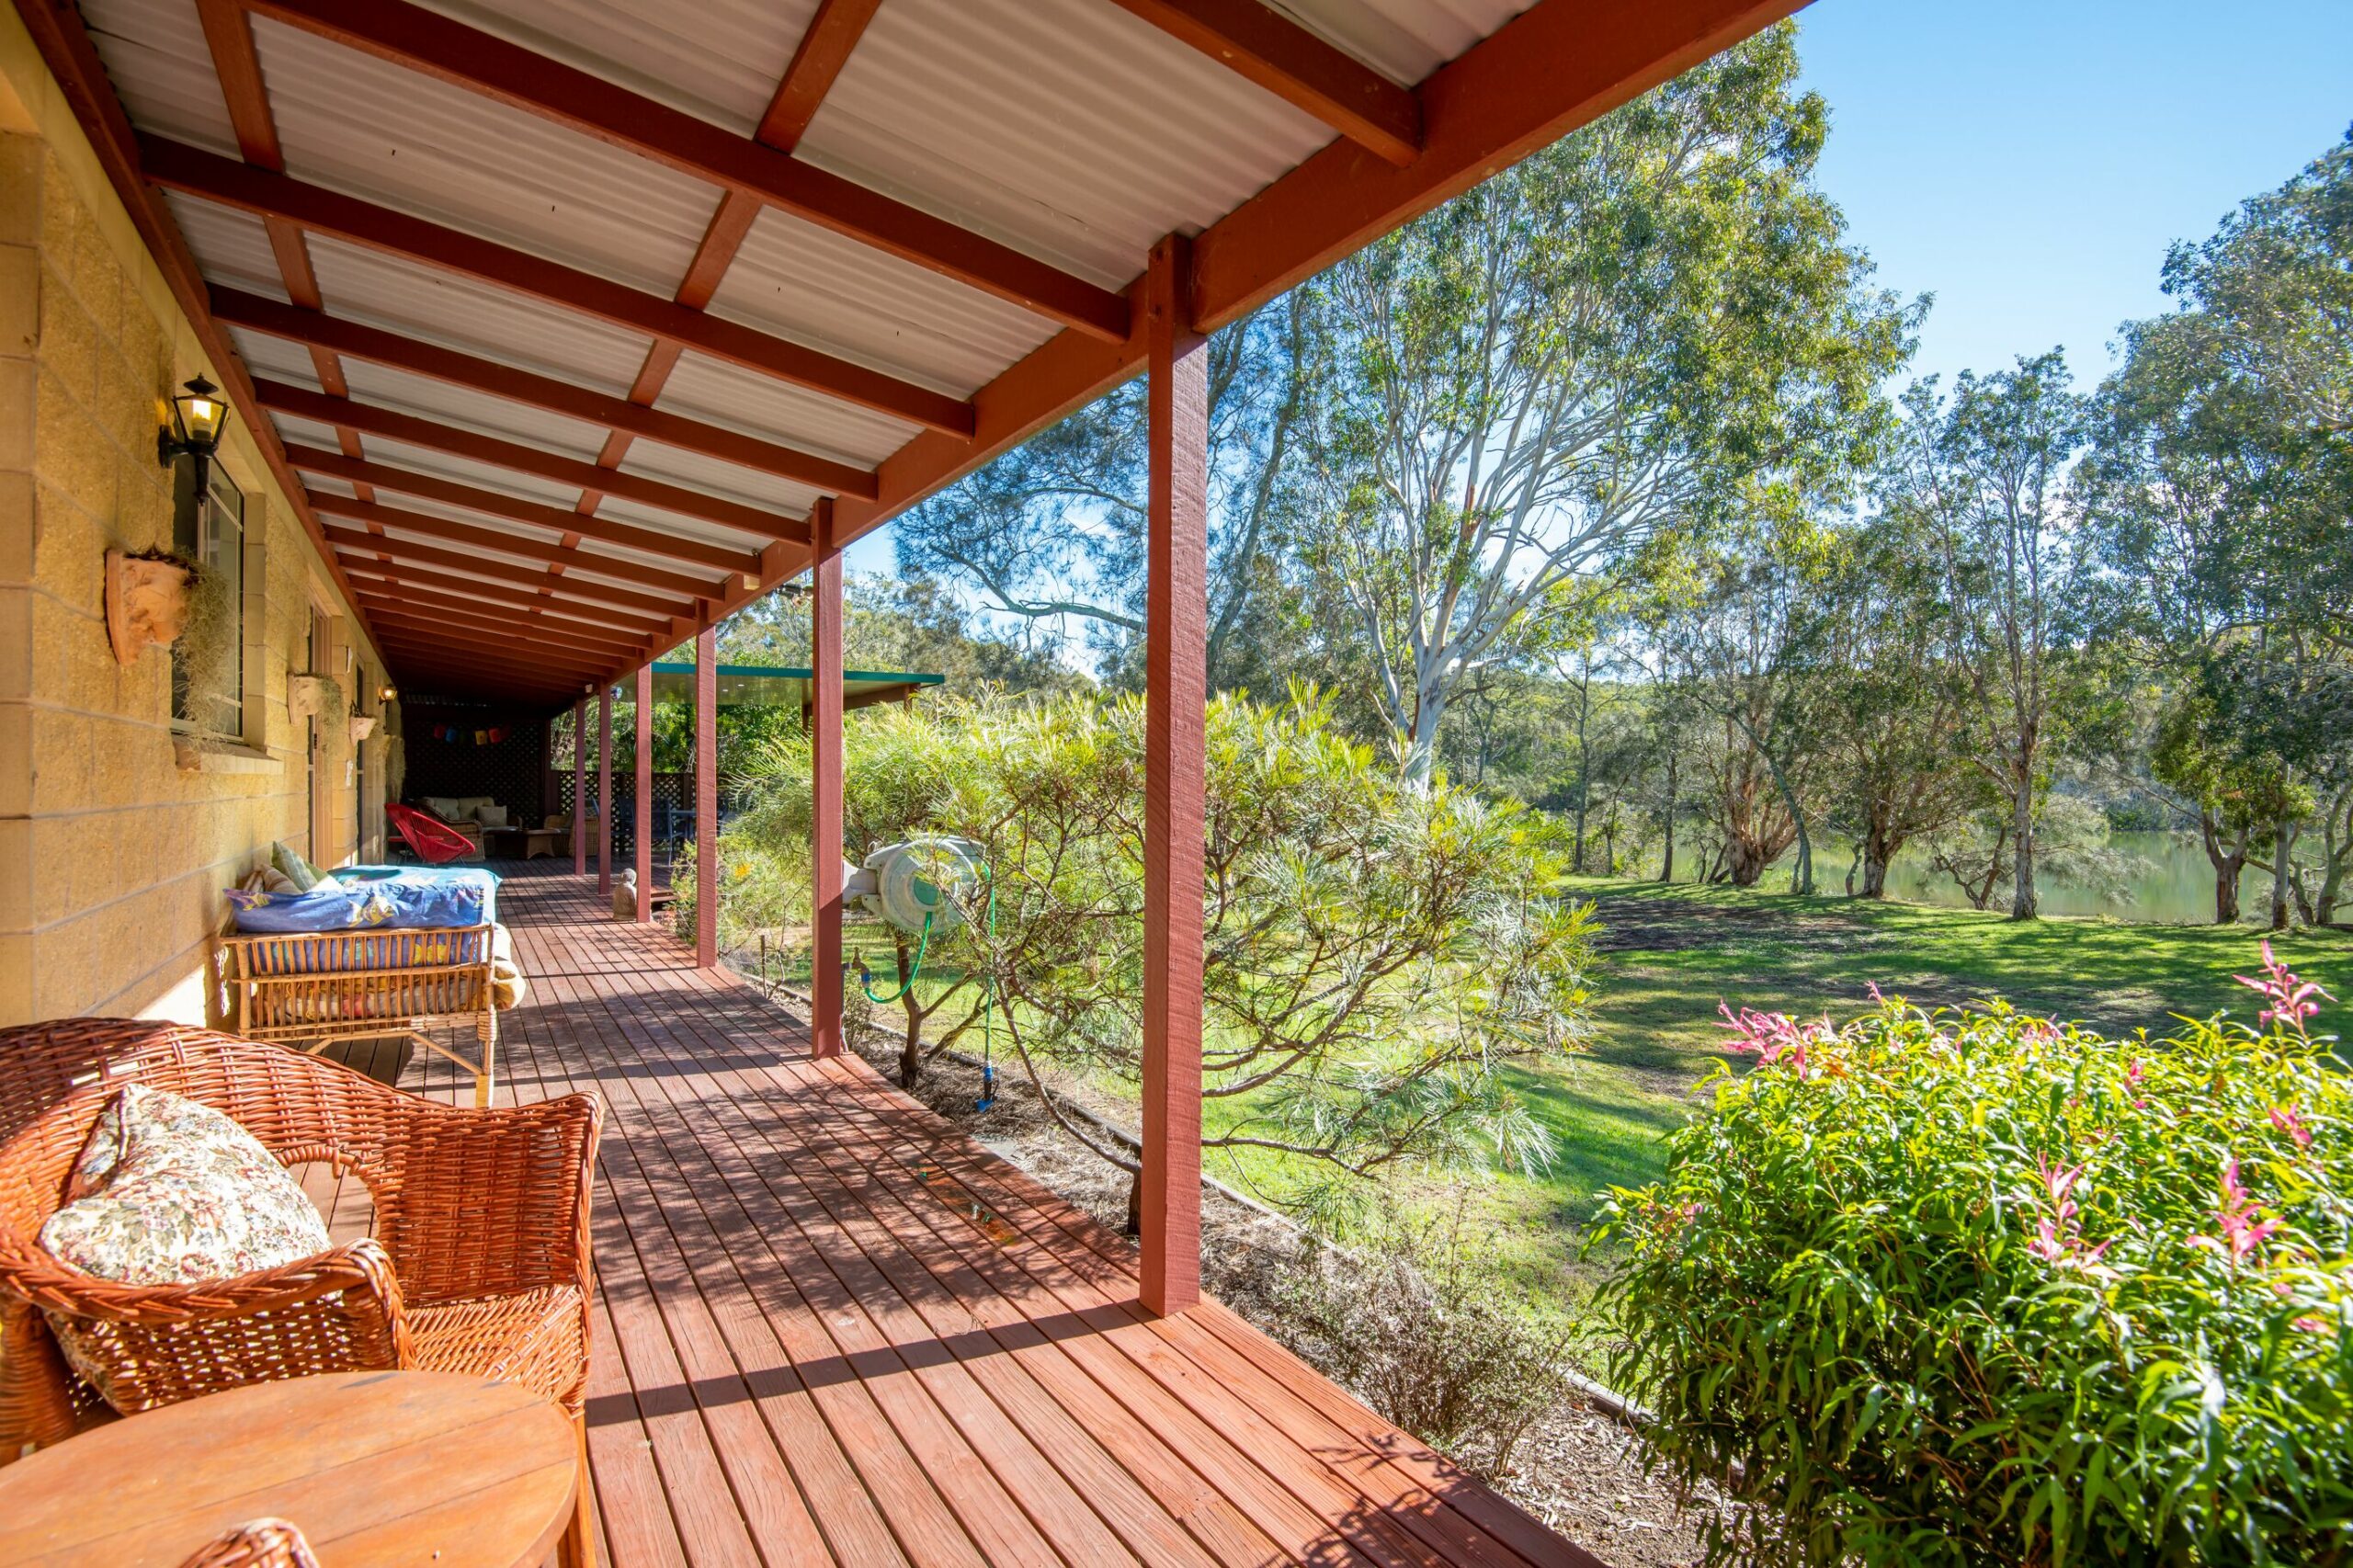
[1590,946,2351,1568]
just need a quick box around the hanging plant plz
[103,548,199,665]
[288,672,347,725]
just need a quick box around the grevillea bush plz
[1592,948,2353,1567]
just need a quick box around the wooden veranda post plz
[597,686,613,896]
[634,664,654,922]
[571,698,587,875]
[811,498,845,1058]
[1141,234,1207,1317]
[695,628,719,969]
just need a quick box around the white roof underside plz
[74,0,1537,697]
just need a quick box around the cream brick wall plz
[0,20,392,1028]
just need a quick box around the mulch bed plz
[853,1025,1732,1568]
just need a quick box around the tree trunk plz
[1860,839,1893,899]
[1725,835,1768,888]
[2007,776,2038,921]
[2200,810,2245,926]
[2270,816,2297,932]
[1403,676,1447,786]
[1570,648,1593,873]
[1123,1169,1143,1238]
[892,936,925,1090]
[1658,752,1678,883]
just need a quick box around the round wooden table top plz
[0,1369,578,1567]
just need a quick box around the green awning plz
[646,662,944,711]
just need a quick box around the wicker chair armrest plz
[381,1093,603,1302]
[0,1236,407,1331]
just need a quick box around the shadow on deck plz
[381,858,1602,1568]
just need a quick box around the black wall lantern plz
[156,374,232,484]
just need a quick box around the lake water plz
[1636,831,2267,925]
[1884,831,2261,926]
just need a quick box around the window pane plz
[170,459,245,738]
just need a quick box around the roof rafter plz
[347,574,654,640]
[238,0,1132,342]
[331,555,668,631]
[213,289,880,499]
[141,135,978,437]
[305,496,724,601]
[285,448,769,579]
[256,380,809,544]
[1100,0,1421,165]
[324,530,680,621]
[352,587,650,654]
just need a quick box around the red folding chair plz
[386,802,478,864]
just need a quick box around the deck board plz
[380,861,1603,1568]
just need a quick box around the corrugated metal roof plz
[417,0,816,139]
[253,17,725,297]
[654,351,918,470]
[78,0,239,153]
[357,434,583,507]
[340,358,611,460]
[707,207,1059,399]
[1275,0,1536,86]
[60,0,1616,704]
[162,193,285,297]
[301,237,655,394]
[803,0,1334,288]
[615,442,821,519]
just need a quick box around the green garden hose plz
[853,871,1001,1109]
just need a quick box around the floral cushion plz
[40,1084,328,1286]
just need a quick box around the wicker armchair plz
[0,1021,600,1481]
[181,1519,323,1568]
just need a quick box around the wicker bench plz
[220,925,501,1107]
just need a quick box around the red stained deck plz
[357,860,1601,1568]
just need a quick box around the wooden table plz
[0,1370,579,1567]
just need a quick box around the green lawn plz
[1462,880,2353,1295]
[803,876,2353,1301]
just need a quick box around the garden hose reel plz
[845,836,1000,1111]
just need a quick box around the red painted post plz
[634,663,654,922]
[810,498,845,1058]
[596,685,613,896]
[695,628,720,969]
[1140,234,1207,1317]
[571,698,587,875]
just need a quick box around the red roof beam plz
[348,583,653,652]
[213,289,879,499]
[141,136,977,437]
[1102,0,1420,165]
[237,0,1132,343]
[318,522,701,617]
[254,381,811,545]
[308,498,724,603]
[284,448,770,580]
[341,572,670,643]
[329,545,678,629]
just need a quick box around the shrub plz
[1277,1205,1570,1480]
[733,687,1597,1205]
[1592,947,2353,1567]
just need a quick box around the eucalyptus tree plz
[2080,134,2353,923]
[1881,355,2094,920]
[1815,508,1976,898]
[1294,24,1909,782]
[891,292,1312,688]
[1649,505,1845,891]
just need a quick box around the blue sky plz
[1795,0,2353,392]
[847,1,2353,578]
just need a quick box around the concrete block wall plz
[0,18,390,1028]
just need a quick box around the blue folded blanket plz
[228,866,499,934]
